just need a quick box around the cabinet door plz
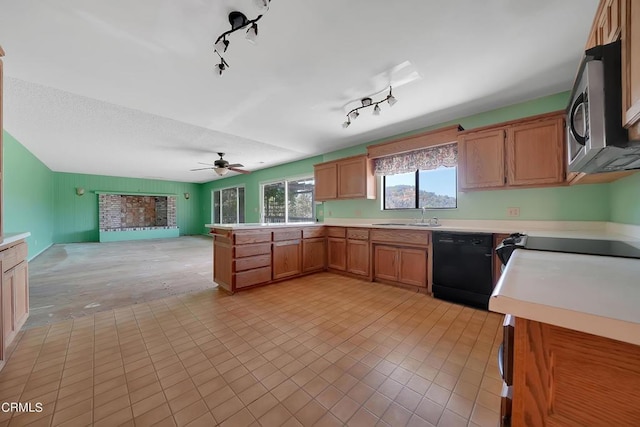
[398,247,427,288]
[272,240,301,280]
[303,238,325,272]
[327,238,346,271]
[507,116,564,186]
[13,262,28,332]
[597,0,621,44]
[2,269,15,354]
[347,239,369,276]
[458,130,506,190]
[623,0,640,136]
[314,163,337,201]
[374,245,398,282]
[337,156,369,199]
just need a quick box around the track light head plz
[215,38,229,53]
[216,62,226,76]
[349,111,359,121]
[373,104,381,115]
[387,95,397,107]
[342,120,351,129]
[246,23,259,43]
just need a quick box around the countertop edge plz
[489,294,640,346]
[0,232,31,248]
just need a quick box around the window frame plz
[382,167,458,210]
[211,185,246,224]
[260,174,316,223]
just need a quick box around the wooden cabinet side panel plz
[13,262,28,332]
[327,238,346,271]
[397,247,427,288]
[507,117,565,186]
[513,318,640,426]
[213,242,233,292]
[1,270,15,354]
[302,238,325,272]
[373,245,398,282]
[622,0,640,128]
[458,130,506,190]
[347,240,369,276]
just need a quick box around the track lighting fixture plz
[342,87,398,128]
[213,4,270,75]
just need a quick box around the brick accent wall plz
[99,195,178,231]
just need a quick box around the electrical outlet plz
[507,207,520,217]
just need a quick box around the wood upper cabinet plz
[622,0,640,137]
[313,163,337,201]
[506,116,564,186]
[272,240,301,280]
[458,112,565,191]
[314,154,375,201]
[458,129,505,190]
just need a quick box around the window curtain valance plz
[373,143,457,176]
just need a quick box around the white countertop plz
[0,232,31,248]
[490,249,640,346]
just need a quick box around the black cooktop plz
[525,236,640,259]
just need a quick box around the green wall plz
[53,172,203,243]
[200,156,323,231]
[609,173,640,225]
[3,131,55,259]
[207,91,613,224]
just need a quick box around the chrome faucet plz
[420,207,427,223]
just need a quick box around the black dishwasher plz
[432,231,494,309]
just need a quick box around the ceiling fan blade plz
[190,167,215,171]
[227,163,244,168]
[228,167,251,174]
[197,162,215,166]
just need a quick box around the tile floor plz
[0,273,503,426]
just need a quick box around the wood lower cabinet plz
[302,238,325,273]
[0,239,29,367]
[373,245,428,289]
[346,228,369,277]
[511,317,640,426]
[327,237,346,271]
[273,240,301,280]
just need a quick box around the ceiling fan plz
[190,153,251,176]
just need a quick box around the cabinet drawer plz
[234,232,271,245]
[234,254,271,272]
[303,227,325,239]
[273,229,302,242]
[347,228,369,240]
[235,266,271,289]
[326,227,346,238]
[1,242,28,273]
[235,243,271,258]
[370,229,430,246]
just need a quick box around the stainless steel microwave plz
[567,40,640,174]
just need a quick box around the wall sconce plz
[76,187,85,196]
[184,192,190,200]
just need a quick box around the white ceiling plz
[0,0,599,183]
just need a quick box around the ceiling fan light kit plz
[342,86,398,128]
[213,2,270,76]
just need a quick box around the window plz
[262,177,315,223]
[212,186,245,223]
[383,167,457,209]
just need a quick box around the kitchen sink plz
[375,222,441,227]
